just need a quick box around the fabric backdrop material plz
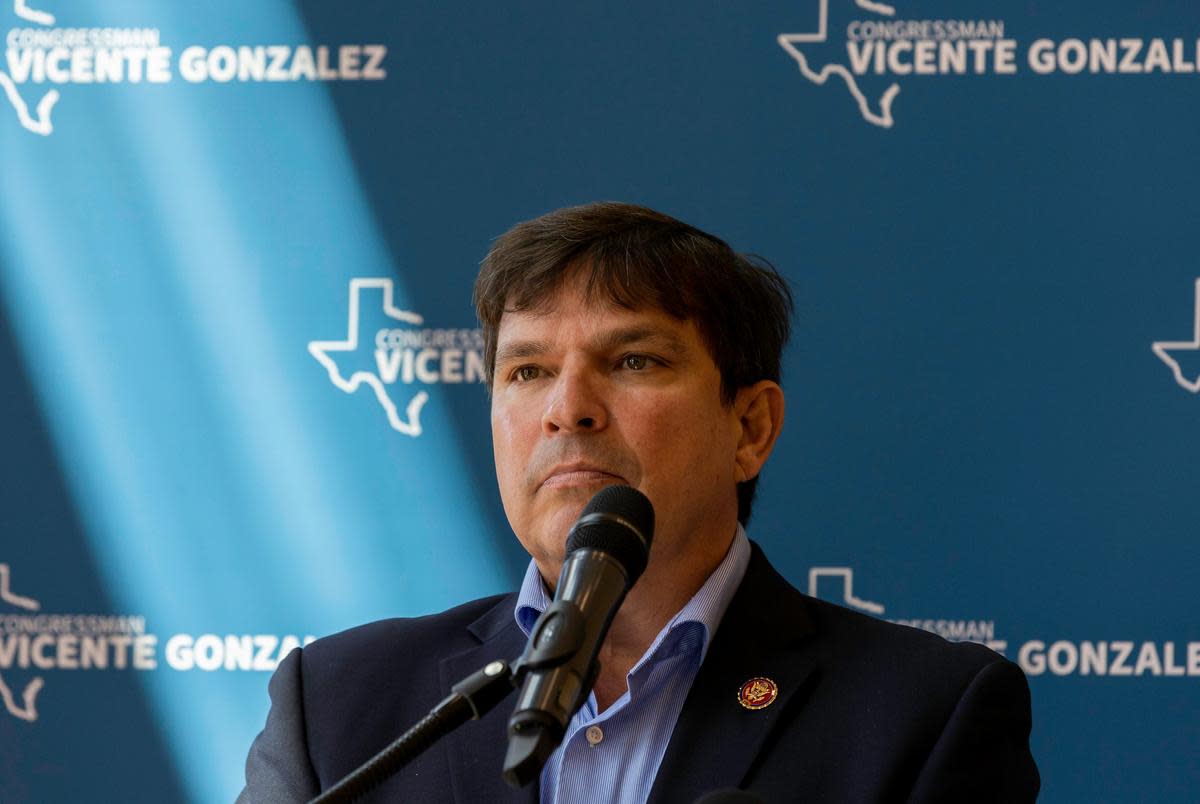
[0,1,1196,801]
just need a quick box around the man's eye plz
[514,366,540,382]
[621,354,649,371]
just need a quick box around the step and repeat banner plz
[1,1,1197,801]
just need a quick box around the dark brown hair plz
[474,201,792,524]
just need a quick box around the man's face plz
[490,276,744,585]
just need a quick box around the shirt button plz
[585,725,604,746]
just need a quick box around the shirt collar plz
[514,524,751,664]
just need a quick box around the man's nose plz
[542,366,608,434]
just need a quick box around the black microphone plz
[502,484,654,787]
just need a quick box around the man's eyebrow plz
[493,339,552,367]
[593,326,690,356]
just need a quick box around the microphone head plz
[565,485,654,584]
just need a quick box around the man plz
[240,203,1039,803]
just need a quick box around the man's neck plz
[588,530,738,711]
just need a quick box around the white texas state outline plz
[0,563,44,722]
[807,566,885,614]
[308,278,430,437]
[1,0,61,135]
[778,0,901,128]
[1151,278,1200,393]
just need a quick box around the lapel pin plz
[737,677,778,710]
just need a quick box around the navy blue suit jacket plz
[238,544,1039,802]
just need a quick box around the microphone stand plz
[310,659,517,804]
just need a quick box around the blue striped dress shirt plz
[514,525,751,804]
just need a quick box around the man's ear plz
[732,380,785,483]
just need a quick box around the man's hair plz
[474,201,793,525]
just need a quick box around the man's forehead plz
[501,261,679,314]
[502,276,627,315]
[497,292,686,336]
[494,292,697,356]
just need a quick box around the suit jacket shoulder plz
[300,593,512,777]
[238,592,529,804]
[648,543,1039,803]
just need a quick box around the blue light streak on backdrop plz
[0,2,513,800]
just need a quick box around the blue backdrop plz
[1,1,1197,801]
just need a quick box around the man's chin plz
[528,494,597,550]
[521,480,634,565]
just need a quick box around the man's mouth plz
[540,464,625,490]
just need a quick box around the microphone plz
[502,484,654,788]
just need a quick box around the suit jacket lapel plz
[647,544,819,804]
[439,594,538,804]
